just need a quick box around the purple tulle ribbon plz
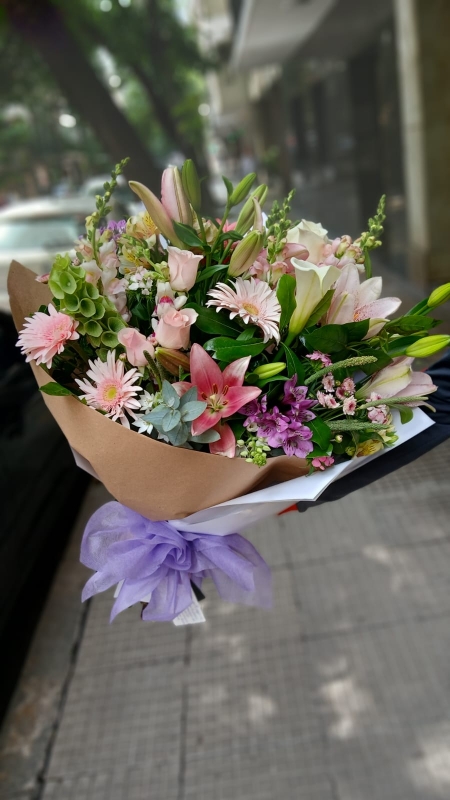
[80,502,272,621]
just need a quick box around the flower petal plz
[191,408,223,436]
[222,386,262,417]
[209,423,236,458]
[401,370,438,398]
[222,356,251,387]
[358,297,402,320]
[189,343,224,396]
[357,276,382,306]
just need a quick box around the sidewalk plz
[1,435,450,800]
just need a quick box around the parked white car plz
[0,196,95,312]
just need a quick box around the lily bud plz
[129,181,184,248]
[427,282,450,309]
[235,185,268,234]
[228,231,263,277]
[229,172,256,207]
[405,335,450,358]
[155,347,191,376]
[181,159,201,212]
[161,166,193,226]
[253,362,286,378]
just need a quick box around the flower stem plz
[144,350,162,391]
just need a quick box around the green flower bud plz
[235,184,268,234]
[181,159,201,211]
[253,362,286,378]
[405,335,450,358]
[228,231,263,277]
[229,172,256,207]
[427,282,450,309]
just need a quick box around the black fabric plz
[297,351,450,511]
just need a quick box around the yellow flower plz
[355,439,384,457]
[126,211,158,240]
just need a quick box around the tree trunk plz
[3,0,161,191]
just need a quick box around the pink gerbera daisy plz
[17,304,79,368]
[75,350,143,427]
[207,277,281,343]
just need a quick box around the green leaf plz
[386,334,423,356]
[59,271,77,294]
[396,405,414,424]
[405,298,429,317]
[80,298,96,318]
[307,418,332,450]
[304,289,334,328]
[84,320,103,337]
[341,319,370,342]
[236,325,257,341]
[215,230,243,245]
[132,302,149,321]
[189,304,240,337]
[276,274,296,329]
[279,342,305,381]
[162,409,181,431]
[255,374,288,388]
[205,337,267,362]
[172,221,203,248]
[145,407,170,426]
[305,325,348,353]
[358,348,393,375]
[385,315,439,334]
[191,429,221,444]
[222,175,233,198]
[40,382,72,396]
[195,263,227,284]
[162,380,180,407]
[167,422,190,446]
[180,400,207,421]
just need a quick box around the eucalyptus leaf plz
[179,386,198,406]
[180,400,207,421]
[162,409,181,431]
[191,430,221,444]
[167,422,190,446]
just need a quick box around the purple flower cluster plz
[99,219,127,239]
[241,377,316,458]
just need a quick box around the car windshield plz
[0,216,85,251]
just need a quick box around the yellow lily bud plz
[427,283,450,309]
[405,335,450,358]
[228,231,263,277]
[253,362,286,378]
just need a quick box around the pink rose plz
[154,307,198,349]
[167,246,203,291]
[117,327,155,366]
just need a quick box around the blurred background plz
[1,2,450,800]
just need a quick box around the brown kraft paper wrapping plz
[8,261,309,519]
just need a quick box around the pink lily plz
[161,166,193,226]
[326,264,401,337]
[357,356,437,402]
[174,344,261,455]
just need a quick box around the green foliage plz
[143,382,217,447]
[204,337,267,362]
[48,253,125,345]
[266,189,297,262]
[276,274,296,330]
[306,418,332,450]
[188,304,240,337]
[39,382,73,396]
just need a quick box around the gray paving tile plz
[293,539,450,636]
[43,765,179,800]
[306,616,450,797]
[46,662,183,779]
[189,565,300,659]
[76,589,188,673]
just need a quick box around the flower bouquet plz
[8,159,450,623]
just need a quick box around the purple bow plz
[80,502,272,622]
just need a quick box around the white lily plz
[286,220,329,263]
[288,260,340,337]
[356,356,437,401]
